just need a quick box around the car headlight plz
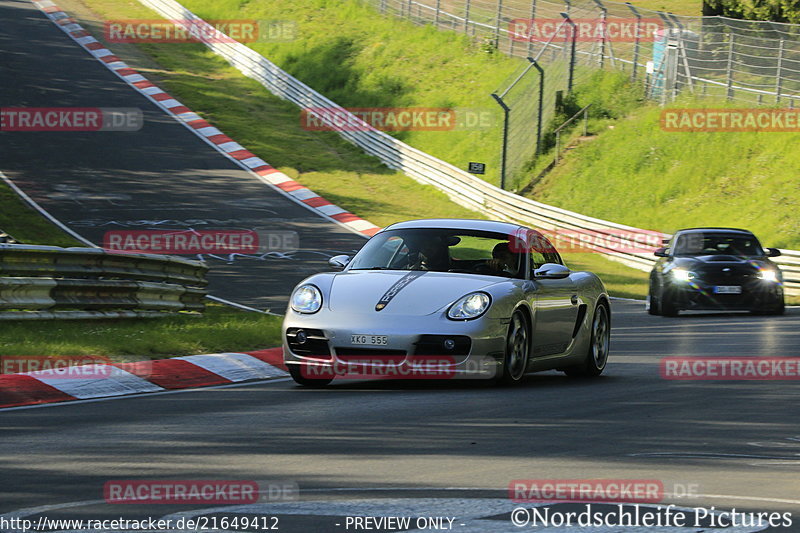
[290,284,322,314]
[447,292,491,320]
[671,268,695,282]
[758,269,779,282]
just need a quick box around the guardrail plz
[135,0,800,297]
[0,245,208,319]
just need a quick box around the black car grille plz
[413,335,471,356]
[286,328,331,358]
[695,265,758,285]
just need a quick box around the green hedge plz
[703,0,800,23]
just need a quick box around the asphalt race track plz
[2,1,800,532]
[0,0,367,312]
[1,301,800,532]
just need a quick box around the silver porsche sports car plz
[282,219,610,386]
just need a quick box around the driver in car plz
[410,238,451,271]
[486,242,518,276]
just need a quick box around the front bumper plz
[282,311,508,380]
[668,279,783,311]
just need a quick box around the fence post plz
[434,0,441,26]
[380,0,386,14]
[530,58,545,155]
[527,0,538,57]
[776,38,785,104]
[464,0,471,33]
[626,2,641,81]
[491,93,510,190]
[561,12,577,91]
[407,0,413,21]
[495,0,504,49]
[726,33,735,100]
[593,0,607,69]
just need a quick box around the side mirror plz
[328,254,351,270]
[766,248,782,258]
[533,263,571,280]
[654,247,668,257]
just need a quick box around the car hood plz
[328,270,500,315]
[673,255,772,269]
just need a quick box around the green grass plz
[530,95,800,250]
[623,0,701,15]
[0,183,81,246]
[0,305,282,358]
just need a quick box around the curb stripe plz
[23,366,164,399]
[115,359,233,389]
[0,375,76,408]
[1,350,287,409]
[173,353,286,382]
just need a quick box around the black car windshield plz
[348,228,557,278]
[672,233,764,257]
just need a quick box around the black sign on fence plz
[467,162,486,175]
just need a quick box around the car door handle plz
[570,295,579,305]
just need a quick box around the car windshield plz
[672,233,764,257]
[347,228,537,278]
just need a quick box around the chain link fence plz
[370,0,800,185]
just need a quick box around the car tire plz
[288,363,334,387]
[496,309,530,386]
[564,301,610,378]
[647,280,661,315]
[659,286,679,317]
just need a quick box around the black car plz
[648,228,784,316]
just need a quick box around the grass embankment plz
[530,96,800,250]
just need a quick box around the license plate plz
[351,334,389,346]
[714,285,742,294]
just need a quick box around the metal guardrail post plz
[491,93,510,190]
[463,0,471,33]
[527,0,537,57]
[593,0,607,69]
[726,33,735,100]
[776,38,785,103]
[530,57,545,155]
[434,0,440,26]
[495,0,504,48]
[561,12,576,92]
[625,2,642,81]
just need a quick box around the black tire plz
[496,309,530,386]
[659,286,679,317]
[647,280,661,316]
[564,301,610,378]
[288,363,334,387]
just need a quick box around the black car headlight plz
[758,269,780,283]
[671,268,696,282]
[290,284,323,314]
[447,292,491,320]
